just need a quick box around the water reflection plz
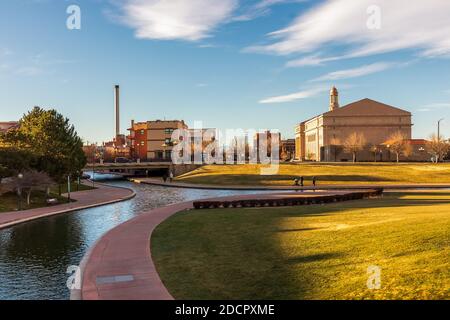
[0,179,269,300]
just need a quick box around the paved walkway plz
[131,177,450,191]
[76,190,378,300]
[0,182,135,230]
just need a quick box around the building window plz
[165,138,171,144]
[140,141,145,146]
[165,128,174,134]
[140,130,145,135]
[307,134,316,142]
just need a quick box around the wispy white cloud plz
[0,50,76,77]
[311,62,393,82]
[259,86,328,104]
[285,54,341,67]
[15,66,43,76]
[0,48,13,57]
[115,0,238,41]
[233,0,305,22]
[114,0,303,40]
[247,0,450,60]
[197,44,218,48]
[417,103,450,112]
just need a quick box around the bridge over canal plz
[83,162,200,177]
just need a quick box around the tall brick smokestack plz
[115,85,120,137]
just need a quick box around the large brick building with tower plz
[295,87,428,162]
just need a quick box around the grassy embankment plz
[152,191,450,300]
[0,182,94,213]
[176,163,450,186]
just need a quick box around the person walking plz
[300,176,304,187]
[312,176,317,187]
[169,171,174,183]
[294,178,299,186]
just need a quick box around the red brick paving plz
[0,183,135,230]
[77,190,373,300]
[78,201,193,300]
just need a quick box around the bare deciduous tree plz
[5,170,55,205]
[403,142,413,159]
[0,179,13,196]
[386,131,410,163]
[343,133,366,162]
[426,134,450,163]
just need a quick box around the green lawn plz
[0,191,68,212]
[152,191,450,300]
[176,163,450,186]
[0,182,94,213]
[56,181,94,194]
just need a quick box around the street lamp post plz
[17,173,23,211]
[161,143,168,161]
[67,175,71,203]
[437,118,444,163]
[92,142,97,188]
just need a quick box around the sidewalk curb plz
[130,178,450,191]
[0,182,136,230]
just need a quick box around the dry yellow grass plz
[177,163,450,186]
[152,191,450,300]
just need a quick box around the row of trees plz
[0,107,87,202]
[335,131,450,163]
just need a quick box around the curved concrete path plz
[77,190,379,300]
[0,182,135,230]
[131,177,450,191]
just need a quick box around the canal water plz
[0,179,268,300]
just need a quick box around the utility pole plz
[91,142,96,188]
[438,118,444,162]
[67,175,71,202]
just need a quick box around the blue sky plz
[1,0,449,143]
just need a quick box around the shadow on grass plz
[275,227,324,233]
[152,192,450,299]
[286,253,344,264]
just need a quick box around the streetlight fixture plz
[438,118,444,140]
[437,118,444,163]
[67,175,71,203]
[17,173,23,211]
[161,143,168,161]
[92,142,97,188]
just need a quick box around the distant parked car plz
[81,173,91,180]
[114,157,131,163]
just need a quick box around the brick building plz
[295,87,417,162]
[128,120,188,161]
